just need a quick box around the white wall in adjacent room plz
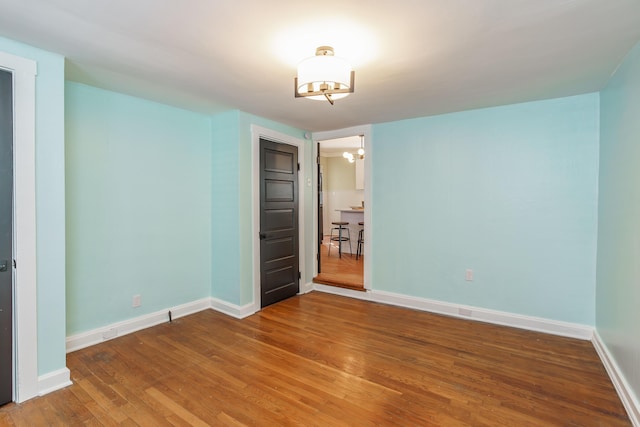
[320,156,364,235]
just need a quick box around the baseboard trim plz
[66,298,211,353]
[592,331,640,426]
[299,281,314,295]
[210,297,257,319]
[38,368,72,397]
[371,289,593,340]
[312,285,592,340]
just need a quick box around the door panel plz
[265,150,294,173]
[0,69,14,406]
[265,181,294,200]
[264,237,294,261]
[264,209,294,231]
[260,139,299,308]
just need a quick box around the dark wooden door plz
[0,69,14,406]
[259,138,299,308]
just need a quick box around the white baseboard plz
[312,285,593,340]
[66,296,260,354]
[299,281,314,295]
[38,368,72,397]
[66,298,211,353]
[592,331,640,426]
[371,289,593,340]
[210,297,257,319]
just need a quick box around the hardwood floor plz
[0,292,630,426]
[313,236,364,290]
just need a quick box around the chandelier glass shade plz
[295,46,354,105]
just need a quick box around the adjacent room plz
[0,1,639,425]
[313,135,366,291]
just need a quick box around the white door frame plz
[0,51,38,403]
[251,125,306,311]
[313,125,372,290]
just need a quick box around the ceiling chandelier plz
[294,46,354,105]
[343,135,365,163]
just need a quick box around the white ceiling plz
[1,0,639,131]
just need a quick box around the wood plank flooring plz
[313,236,364,291]
[0,292,630,426]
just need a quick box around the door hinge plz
[316,156,320,164]
[297,162,300,171]
[298,271,301,280]
[13,259,16,268]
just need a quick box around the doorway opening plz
[313,135,365,291]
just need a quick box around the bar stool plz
[356,222,364,260]
[329,222,351,258]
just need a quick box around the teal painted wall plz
[0,37,66,376]
[210,111,308,306]
[372,94,599,324]
[211,110,242,304]
[65,82,212,335]
[597,40,640,405]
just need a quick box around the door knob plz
[259,232,267,240]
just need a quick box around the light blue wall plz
[211,111,308,306]
[597,40,640,405]
[65,82,212,335]
[0,37,66,376]
[211,110,242,304]
[65,87,306,330]
[372,94,599,324]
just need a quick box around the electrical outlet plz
[132,294,141,308]
[465,269,473,281]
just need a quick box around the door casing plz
[0,51,38,403]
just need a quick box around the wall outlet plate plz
[465,269,473,281]
[132,294,141,307]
